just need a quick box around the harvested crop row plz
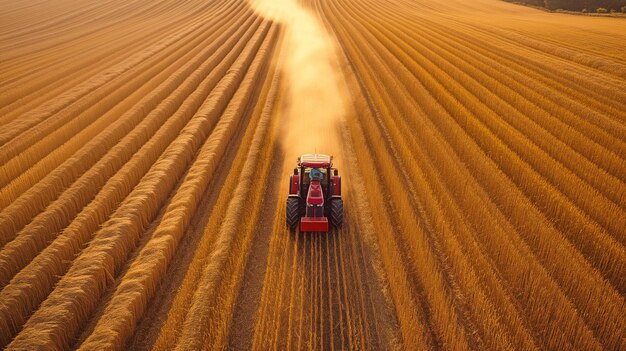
[0,1,220,140]
[4,13,268,351]
[323,2,476,349]
[0,0,234,166]
[0,1,139,73]
[381,9,626,193]
[0,2,248,245]
[474,20,626,80]
[382,18,626,223]
[393,8,626,124]
[329,53,435,350]
[1,0,624,349]
[323,0,625,349]
[170,40,279,350]
[0,0,194,79]
[77,23,276,351]
[347,0,626,288]
[0,9,227,161]
[0,4,255,289]
[358,0,620,344]
[147,41,280,351]
[250,204,376,350]
[326,5,532,347]
[327,5,544,345]
[348,14,622,332]
[0,8,255,343]
[326,0,580,345]
[0,28,261,346]
[0,8,174,123]
[417,20,626,149]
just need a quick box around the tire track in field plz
[320,0,619,350]
[75,25,277,350]
[236,31,402,346]
[322,0,477,348]
[326,2,537,346]
[126,44,281,350]
[1,0,625,350]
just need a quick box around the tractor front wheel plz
[329,198,343,229]
[286,197,300,231]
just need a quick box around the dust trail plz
[247,0,347,157]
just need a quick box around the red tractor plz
[286,154,343,232]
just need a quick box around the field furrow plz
[1,0,624,349]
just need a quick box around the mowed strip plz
[246,46,398,348]
[319,0,625,349]
[0,1,252,286]
[0,0,624,350]
[2,4,273,350]
[0,5,261,349]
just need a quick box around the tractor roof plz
[298,154,332,168]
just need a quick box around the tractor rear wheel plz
[329,198,343,229]
[286,197,300,231]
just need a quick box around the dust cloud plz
[247,0,347,158]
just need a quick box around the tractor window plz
[303,169,311,184]
[310,168,324,180]
[303,168,328,184]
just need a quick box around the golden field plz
[0,0,624,349]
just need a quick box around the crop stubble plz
[0,0,624,350]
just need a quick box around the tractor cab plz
[286,154,343,232]
[299,154,332,195]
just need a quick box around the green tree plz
[544,0,574,10]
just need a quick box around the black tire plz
[286,197,300,231]
[299,197,306,217]
[329,198,343,229]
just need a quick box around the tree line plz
[514,0,626,12]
